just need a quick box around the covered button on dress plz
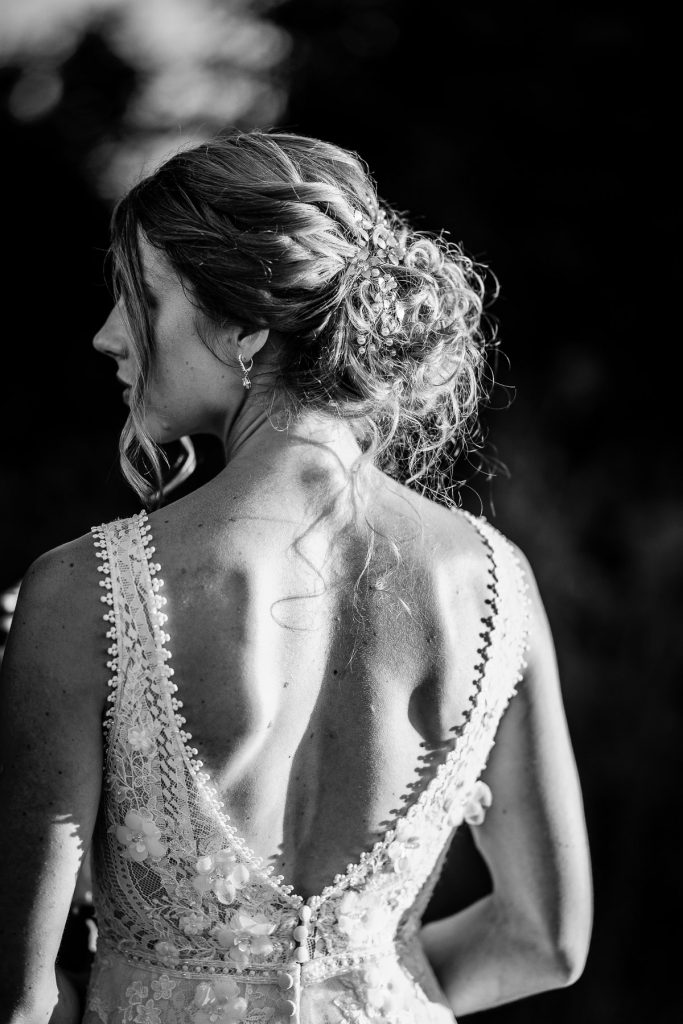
[84,510,529,1024]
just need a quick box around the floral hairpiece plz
[350,207,406,357]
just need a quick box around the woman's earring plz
[238,353,254,390]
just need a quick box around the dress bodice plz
[84,510,528,1024]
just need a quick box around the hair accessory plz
[350,208,406,357]
[238,353,253,389]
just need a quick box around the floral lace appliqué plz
[116,809,167,862]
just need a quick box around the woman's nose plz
[92,303,129,358]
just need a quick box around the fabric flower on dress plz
[211,909,277,965]
[230,909,277,939]
[180,911,210,935]
[463,780,493,825]
[335,888,393,938]
[393,816,422,845]
[116,809,167,862]
[192,978,248,1024]
[364,964,404,1020]
[386,819,421,874]
[192,849,250,905]
[153,940,180,966]
[443,779,494,829]
[127,720,161,755]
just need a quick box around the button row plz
[293,903,312,964]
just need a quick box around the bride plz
[0,129,592,1024]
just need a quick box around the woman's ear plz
[236,326,270,362]
[214,323,270,365]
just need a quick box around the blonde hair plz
[109,128,497,509]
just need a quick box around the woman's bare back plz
[147,463,490,901]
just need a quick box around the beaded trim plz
[91,522,121,735]
[301,943,399,984]
[453,513,497,736]
[132,509,507,913]
[460,510,531,724]
[103,938,298,982]
[102,935,399,984]
[507,535,531,678]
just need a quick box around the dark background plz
[1,2,680,1021]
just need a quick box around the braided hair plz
[110,129,497,508]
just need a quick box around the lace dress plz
[84,510,529,1024]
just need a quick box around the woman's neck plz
[225,402,363,479]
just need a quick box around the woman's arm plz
[0,539,106,1024]
[420,545,593,1016]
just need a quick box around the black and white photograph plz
[0,2,679,1022]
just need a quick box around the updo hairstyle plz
[110,129,497,507]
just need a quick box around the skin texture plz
[0,240,592,1022]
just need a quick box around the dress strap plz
[90,512,163,740]
[433,511,531,800]
[461,511,530,705]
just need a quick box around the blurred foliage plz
[0,0,289,195]
[0,1,681,1021]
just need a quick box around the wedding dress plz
[83,509,528,1023]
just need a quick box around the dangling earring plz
[238,353,254,390]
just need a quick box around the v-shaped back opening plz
[109,509,503,908]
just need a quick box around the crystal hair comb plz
[351,208,406,357]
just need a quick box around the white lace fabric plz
[84,510,529,1024]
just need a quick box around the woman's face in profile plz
[93,235,242,444]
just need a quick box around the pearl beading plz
[300,942,399,984]
[102,935,400,985]
[91,523,121,736]
[105,941,295,981]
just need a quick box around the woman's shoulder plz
[21,510,146,608]
[381,475,525,573]
[378,481,535,641]
[20,530,99,611]
[3,530,109,709]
